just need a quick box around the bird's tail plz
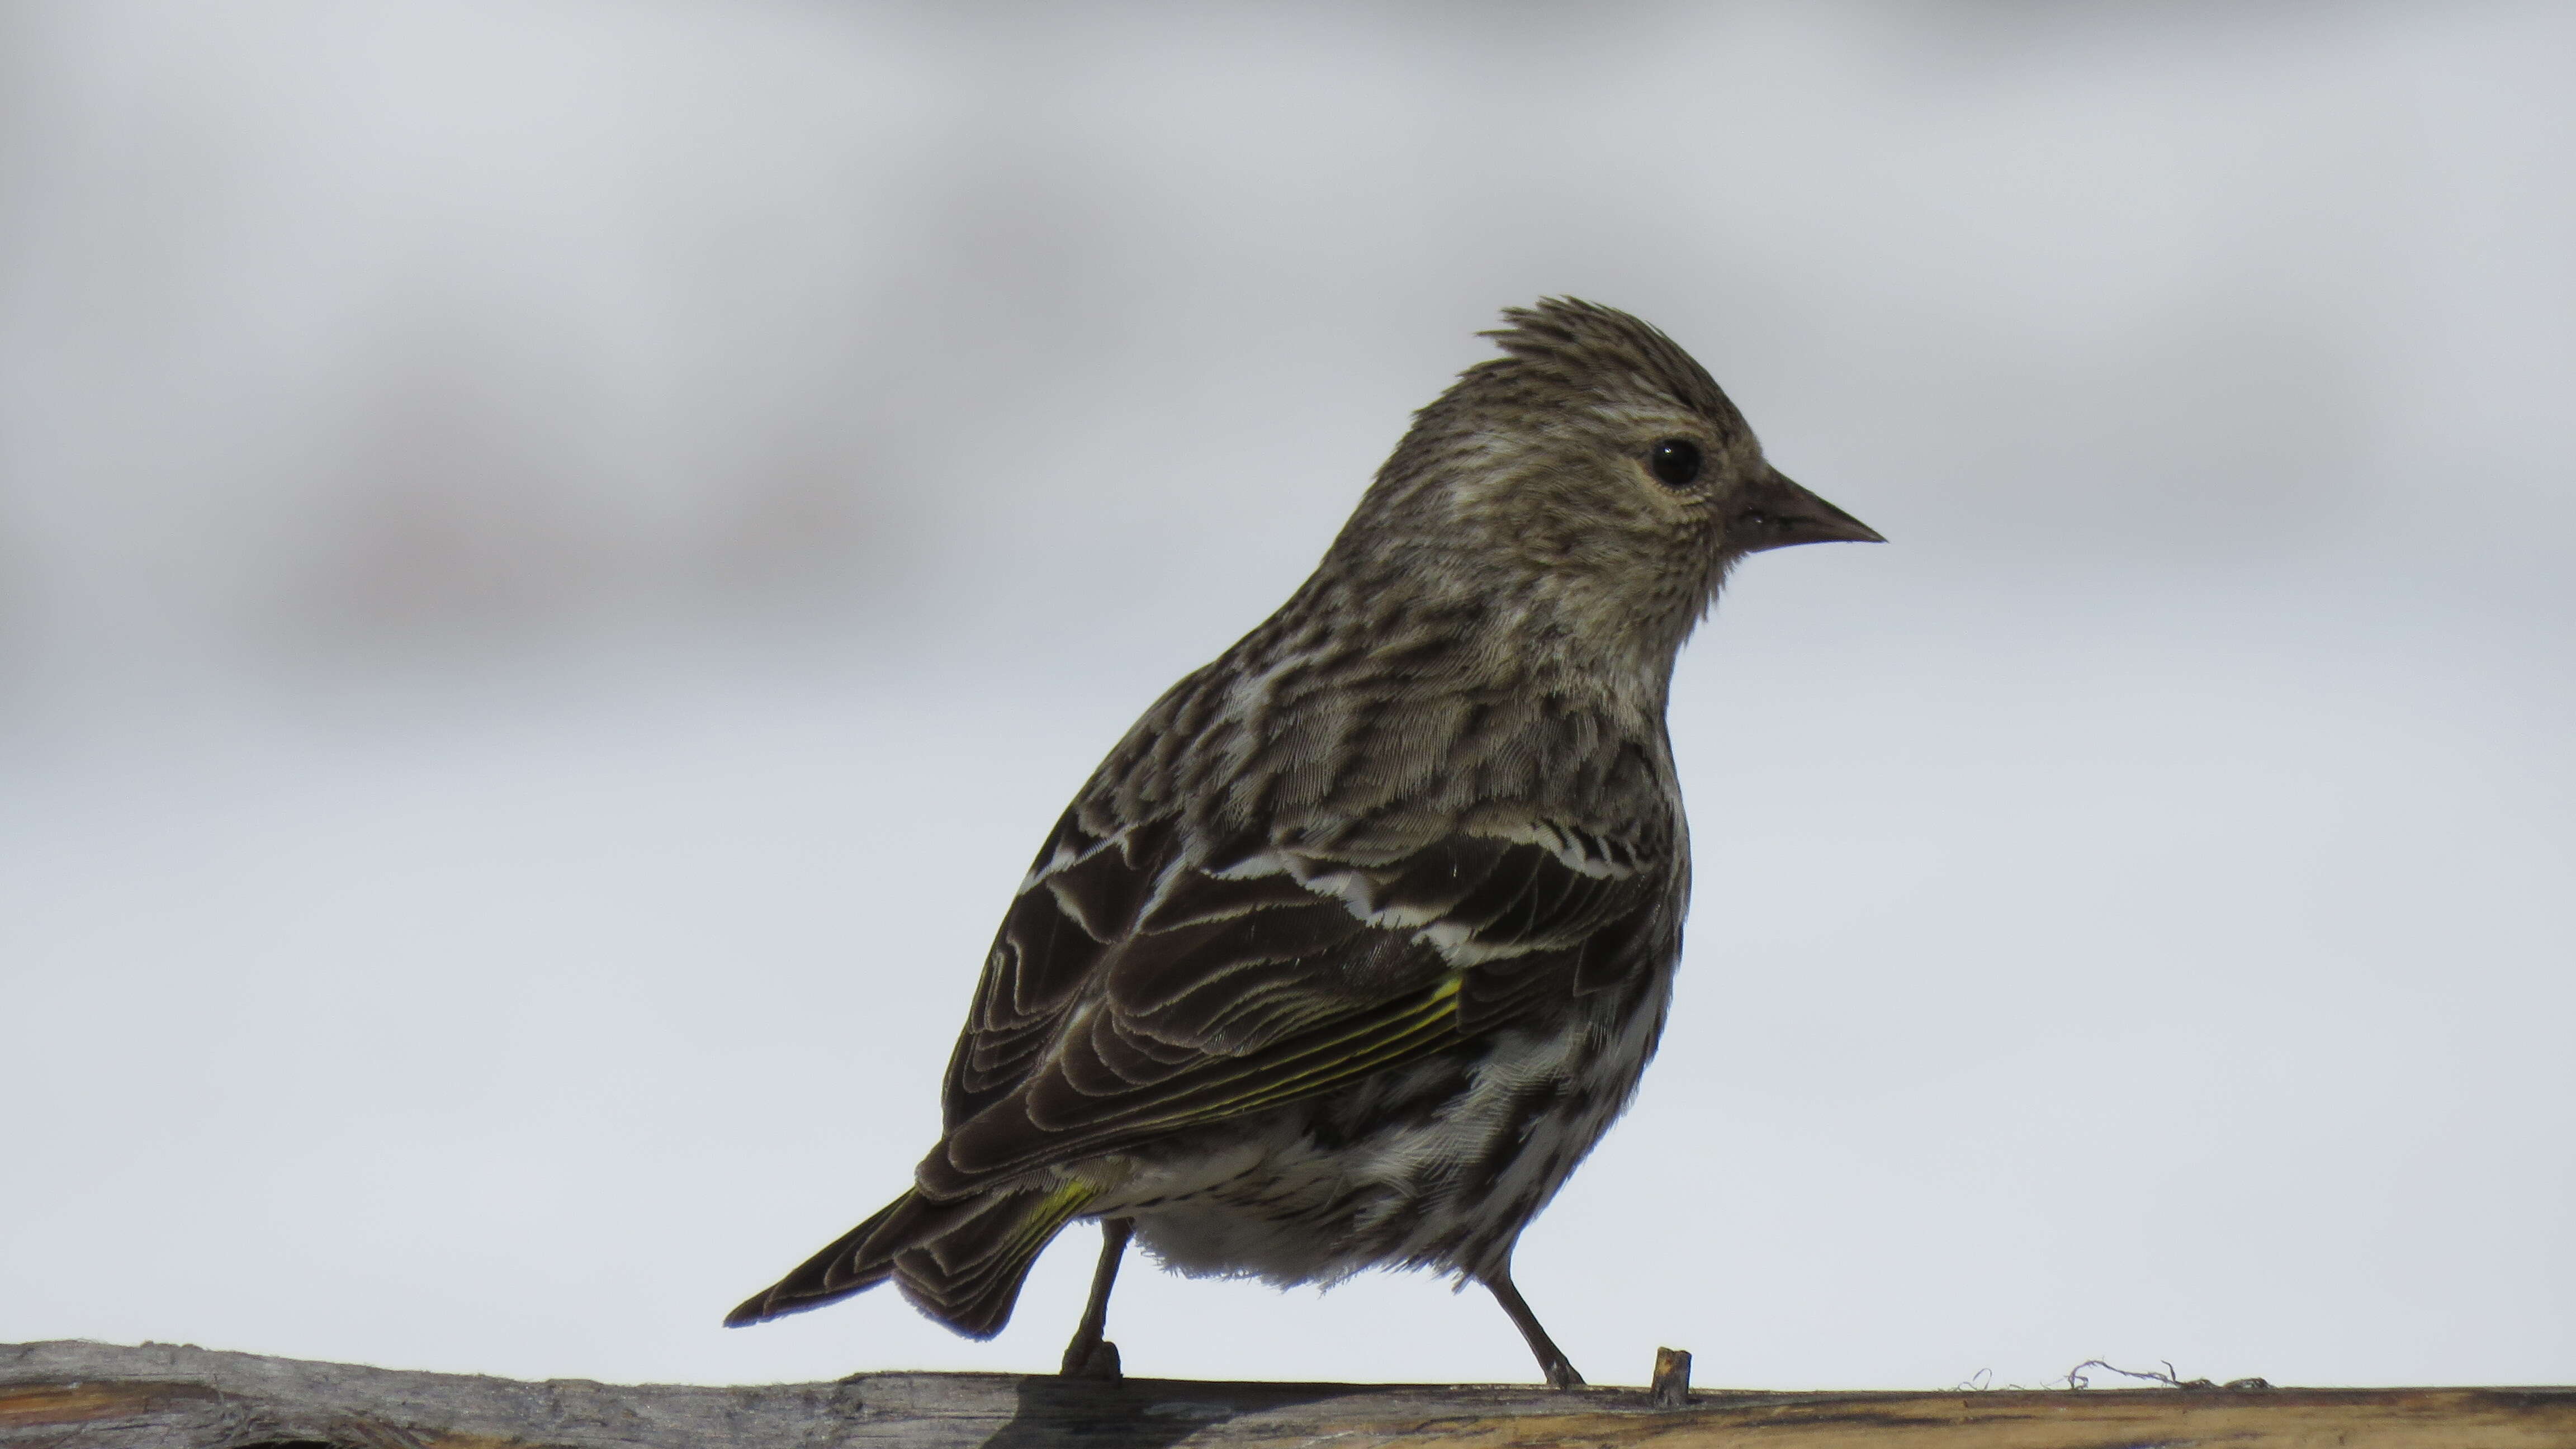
[724,1180,1097,1339]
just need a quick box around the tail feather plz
[724,1195,906,1327]
[726,1182,1095,1339]
[892,1181,1095,1336]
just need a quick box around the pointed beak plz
[1730,468,1884,552]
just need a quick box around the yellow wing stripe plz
[1012,1180,1097,1255]
[1121,975,1465,1130]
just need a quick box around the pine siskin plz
[727,297,1880,1388]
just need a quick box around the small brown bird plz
[727,298,1878,1388]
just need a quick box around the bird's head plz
[1321,297,1879,686]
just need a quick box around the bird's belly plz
[1094,984,1668,1287]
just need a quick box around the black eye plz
[1647,438,1703,489]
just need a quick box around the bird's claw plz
[1060,1338,1123,1381]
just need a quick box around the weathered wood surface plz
[5,1341,2572,1449]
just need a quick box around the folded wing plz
[924,808,1667,1198]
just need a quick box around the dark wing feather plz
[941,813,1164,1128]
[923,808,1669,1199]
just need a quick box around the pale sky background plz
[2,0,2570,1393]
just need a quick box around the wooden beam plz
[6,1340,2571,1448]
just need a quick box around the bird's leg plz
[1058,1217,1134,1380]
[1483,1266,1584,1390]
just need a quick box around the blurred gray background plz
[3,0,2569,1392]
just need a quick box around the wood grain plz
[6,1341,2570,1448]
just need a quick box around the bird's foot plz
[1543,1357,1585,1391]
[1060,1337,1123,1380]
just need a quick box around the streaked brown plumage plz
[727,298,1879,1387]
